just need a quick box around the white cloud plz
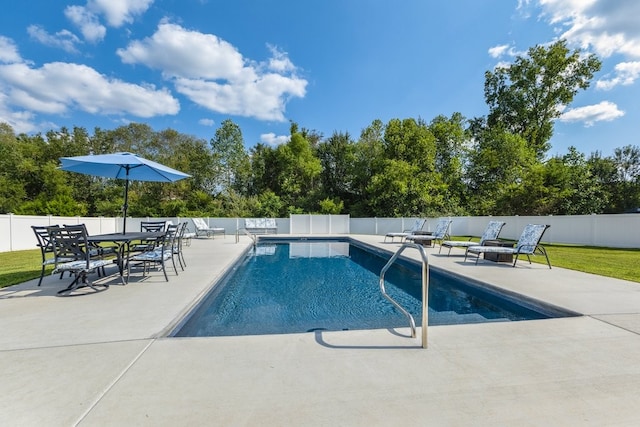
[27,25,82,53]
[0,92,39,133]
[537,0,640,59]
[0,36,21,64]
[596,61,640,90]
[0,61,179,118]
[88,0,154,27]
[559,100,624,126]
[64,6,106,43]
[266,44,296,72]
[488,44,511,58]
[199,118,215,126]
[260,132,289,146]
[117,22,307,122]
[117,22,246,80]
[63,0,152,43]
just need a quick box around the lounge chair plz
[439,220,506,256]
[193,218,225,238]
[465,224,551,268]
[405,218,452,247]
[384,219,427,243]
[244,218,278,235]
[235,218,278,242]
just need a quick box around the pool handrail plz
[379,242,429,349]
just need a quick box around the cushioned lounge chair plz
[439,220,506,256]
[465,223,551,268]
[193,218,225,238]
[405,218,452,247]
[384,219,426,243]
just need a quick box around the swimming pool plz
[174,239,573,337]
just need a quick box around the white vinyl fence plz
[2,213,639,253]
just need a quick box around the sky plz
[0,0,638,157]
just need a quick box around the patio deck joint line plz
[73,339,156,426]
[590,315,640,337]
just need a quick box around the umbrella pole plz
[123,169,130,234]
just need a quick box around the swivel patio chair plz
[63,223,117,276]
[32,225,71,286]
[465,223,552,268]
[49,225,120,295]
[439,220,506,256]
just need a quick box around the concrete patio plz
[1,235,640,426]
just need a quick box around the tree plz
[588,151,619,213]
[210,119,251,195]
[316,131,356,208]
[350,119,386,216]
[612,145,640,211]
[272,123,322,211]
[0,123,26,213]
[484,39,601,158]
[429,113,468,214]
[366,118,446,217]
[465,128,537,215]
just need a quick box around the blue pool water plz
[174,239,570,337]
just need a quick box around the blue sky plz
[0,0,638,157]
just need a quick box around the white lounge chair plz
[192,218,225,238]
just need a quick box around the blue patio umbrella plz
[59,152,191,233]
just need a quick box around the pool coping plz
[2,234,640,425]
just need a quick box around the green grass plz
[0,249,48,288]
[2,240,640,289]
[449,236,640,283]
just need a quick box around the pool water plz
[174,240,567,337]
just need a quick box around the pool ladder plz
[379,242,429,349]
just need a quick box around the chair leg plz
[177,252,185,270]
[161,260,169,281]
[38,266,45,286]
[171,254,179,275]
[512,253,520,267]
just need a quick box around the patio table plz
[87,231,165,282]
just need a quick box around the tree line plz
[1,40,639,218]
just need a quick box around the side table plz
[483,239,514,263]
[408,231,433,247]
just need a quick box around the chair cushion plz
[131,249,171,262]
[467,246,516,254]
[441,241,475,248]
[54,259,111,272]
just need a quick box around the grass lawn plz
[1,241,640,289]
[0,249,48,288]
[533,243,640,282]
[447,236,640,283]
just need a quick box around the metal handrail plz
[379,242,429,349]
[235,228,257,244]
